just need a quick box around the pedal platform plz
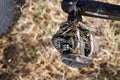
[52,21,94,68]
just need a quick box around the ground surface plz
[0,0,120,80]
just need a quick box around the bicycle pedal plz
[52,21,97,68]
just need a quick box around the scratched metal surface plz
[62,0,120,20]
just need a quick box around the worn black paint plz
[62,0,120,21]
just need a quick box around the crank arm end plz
[62,0,120,21]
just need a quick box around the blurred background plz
[0,0,120,80]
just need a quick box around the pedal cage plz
[52,21,94,68]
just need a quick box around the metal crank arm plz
[62,0,120,21]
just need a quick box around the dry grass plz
[0,0,120,80]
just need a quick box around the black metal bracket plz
[62,0,120,21]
